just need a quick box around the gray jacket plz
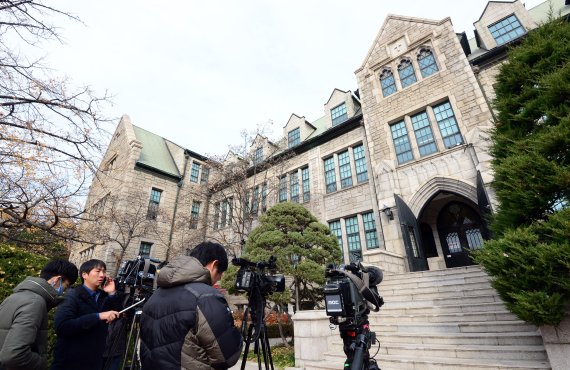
[0,277,61,370]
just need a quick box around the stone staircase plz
[305,266,550,370]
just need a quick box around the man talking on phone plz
[51,259,123,370]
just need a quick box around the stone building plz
[70,0,570,276]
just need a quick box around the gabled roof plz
[325,88,349,105]
[475,1,517,23]
[283,113,316,129]
[357,15,450,72]
[132,125,181,179]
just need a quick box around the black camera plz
[233,256,285,295]
[115,256,162,295]
[324,262,384,326]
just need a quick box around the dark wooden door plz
[395,194,428,272]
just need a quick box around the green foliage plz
[477,17,570,326]
[474,208,570,325]
[0,243,58,363]
[246,341,295,369]
[238,202,342,308]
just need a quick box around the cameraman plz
[140,242,242,370]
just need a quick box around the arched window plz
[397,59,417,88]
[379,68,397,97]
[417,48,439,78]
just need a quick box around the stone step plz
[378,320,538,334]
[382,293,502,308]
[304,353,550,370]
[370,310,518,324]
[381,279,493,295]
[385,286,497,301]
[378,301,508,315]
[327,342,547,361]
[381,272,490,288]
[373,332,545,346]
[381,266,488,282]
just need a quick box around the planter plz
[540,311,570,370]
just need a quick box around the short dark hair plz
[40,259,78,284]
[189,242,229,272]
[79,259,107,283]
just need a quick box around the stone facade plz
[71,0,569,278]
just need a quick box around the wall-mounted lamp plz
[381,204,394,221]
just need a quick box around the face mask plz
[52,278,64,296]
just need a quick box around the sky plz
[46,0,544,157]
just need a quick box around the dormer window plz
[254,147,263,165]
[488,14,526,46]
[397,59,417,88]
[331,103,348,127]
[417,48,439,78]
[288,127,300,148]
[380,69,397,97]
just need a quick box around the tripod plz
[240,288,274,370]
[339,316,380,370]
[121,309,143,370]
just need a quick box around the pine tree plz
[475,18,570,326]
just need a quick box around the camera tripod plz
[240,287,275,370]
[338,316,380,370]
[103,304,144,370]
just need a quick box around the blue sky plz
[47,0,543,157]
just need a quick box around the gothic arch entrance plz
[436,201,487,268]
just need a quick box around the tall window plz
[301,167,310,202]
[216,198,232,228]
[411,111,437,157]
[390,121,413,164]
[147,188,162,219]
[362,212,379,249]
[397,59,417,88]
[220,199,228,227]
[417,48,439,78]
[433,101,463,149]
[345,216,362,263]
[213,202,220,229]
[331,103,348,126]
[254,147,263,165]
[329,220,344,262]
[278,176,287,202]
[290,172,299,203]
[139,242,153,257]
[200,167,210,184]
[190,162,201,183]
[261,183,267,212]
[190,201,200,229]
[288,128,300,148]
[380,69,397,97]
[324,157,337,193]
[353,145,368,183]
[251,186,259,214]
[338,150,352,189]
[488,14,525,46]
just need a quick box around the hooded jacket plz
[140,256,242,370]
[0,277,62,370]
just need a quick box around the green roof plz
[305,115,328,140]
[132,125,181,178]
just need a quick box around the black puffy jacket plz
[140,256,242,370]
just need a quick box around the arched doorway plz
[437,201,486,268]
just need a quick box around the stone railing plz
[291,309,337,369]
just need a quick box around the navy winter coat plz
[51,285,122,370]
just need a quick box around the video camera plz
[233,256,285,295]
[324,262,384,326]
[115,256,163,299]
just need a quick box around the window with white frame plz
[353,145,368,183]
[278,176,287,202]
[488,14,526,46]
[397,59,417,88]
[288,128,301,148]
[362,212,379,249]
[324,157,337,193]
[190,162,201,183]
[433,101,464,149]
[190,201,200,229]
[411,111,438,157]
[301,167,310,202]
[345,216,362,263]
[146,188,162,220]
[338,150,353,189]
[417,48,439,78]
[290,172,299,203]
[380,68,397,97]
[390,121,414,164]
[331,103,348,126]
